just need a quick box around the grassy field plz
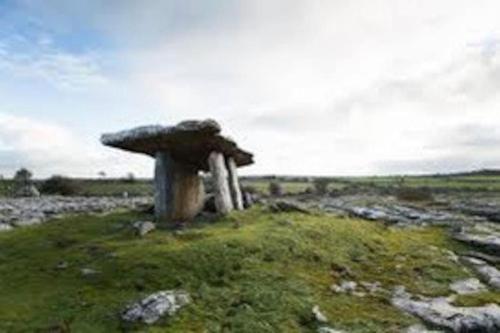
[1,173,500,198]
[1,207,496,332]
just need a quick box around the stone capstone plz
[101,119,253,171]
[121,290,190,325]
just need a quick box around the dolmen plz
[101,119,254,227]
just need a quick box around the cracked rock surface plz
[392,287,500,332]
[0,196,152,231]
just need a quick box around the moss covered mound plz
[0,207,494,332]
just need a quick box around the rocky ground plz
[276,192,500,332]
[0,196,152,231]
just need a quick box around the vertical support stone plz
[226,157,244,210]
[154,151,173,223]
[155,151,205,226]
[208,151,233,214]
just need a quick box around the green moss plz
[452,292,500,307]
[0,207,471,332]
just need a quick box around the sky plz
[0,0,499,178]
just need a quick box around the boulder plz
[121,290,190,325]
[133,221,156,236]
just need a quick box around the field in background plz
[1,171,500,197]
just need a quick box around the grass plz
[2,173,500,198]
[0,207,477,332]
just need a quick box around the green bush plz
[313,178,330,195]
[268,181,283,196]
[396,187,433,202]
[40,176,81,196]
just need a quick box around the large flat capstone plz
[101,119,253,170]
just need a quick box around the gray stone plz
[392,286,500,332]
[0,196,152,232]
[462,257,500,290]
[226,157,244,210]
[133,221,156,236]
[121,290,190,325]
[0,223,13,232]
[331,281,357,294]
[449,278,487,295]
[454,225,500,254]
[154,152,205,224]
[101,119,253,171]
[312,305,328,323]
[81,268,99,276]
[317,327,346,333]
[208,151,233,215]
[405,324,444,333]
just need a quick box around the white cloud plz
[0,112,151,178]
[0,33,107,91]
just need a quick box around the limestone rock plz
[133,221,156,236]
[330,281,358,294]
[0,223,13,232]
[462,257,500,290]
[121,290,190,325]
[0,196,152,232]
[449,278,487,295]
[405,324,444,333]
[453,224,500,254]
[81,268,99,276]
[312,305,328,323]
[317,327,345,333]
[392,286,500,332]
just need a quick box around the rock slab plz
[122,290,190,325]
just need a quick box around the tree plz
[40,176,81,196]
[14,168,33,185]
[269,181,283,196]
[313,178,330,195]
[98,171,106,179]
[124,172,136,183]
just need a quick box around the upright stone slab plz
[226,157,244,210]
[208,151,233,214]
[154,151,173,222]
[155,151,205,225]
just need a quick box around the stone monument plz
[101,119,253,226]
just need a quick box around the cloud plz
[0,112,151,178]
[1,1,500,176]
[0,31,107,91]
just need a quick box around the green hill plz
[0,207,495,332]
